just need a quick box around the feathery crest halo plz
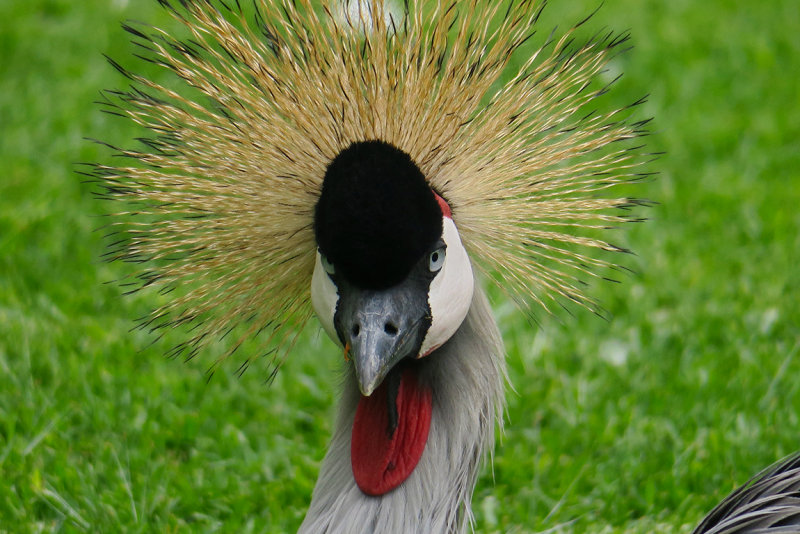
[94,0,650,374]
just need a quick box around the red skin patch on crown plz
[433,192,452,219]
[351,368,432,496]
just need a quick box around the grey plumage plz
[693,454,800,534]
[94,1,800,532]
[300,284,505,533]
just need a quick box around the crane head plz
[311,140,474,397]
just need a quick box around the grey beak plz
[349,309,409,396]
[335,281,430,396]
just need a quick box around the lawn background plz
[1,0,799,532]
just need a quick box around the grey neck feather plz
[300,284,506,534]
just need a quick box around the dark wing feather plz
[693,453,800,534]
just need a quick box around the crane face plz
[310,139,474,495]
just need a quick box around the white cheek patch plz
[311,251,341,345]
[420,217,474,356]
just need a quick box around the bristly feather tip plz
[93,0,652,376]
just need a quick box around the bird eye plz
[320,253,336,275]
[428,247,446,272]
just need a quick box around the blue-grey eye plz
[428,247,446,272]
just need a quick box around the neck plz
[300,285,506,534]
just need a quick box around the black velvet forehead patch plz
[314,140,442,290]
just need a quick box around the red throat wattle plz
[350,368,432,496]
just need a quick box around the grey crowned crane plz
[94,0,800,532]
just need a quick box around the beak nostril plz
[384,322,398,336]
[352,324,361,338]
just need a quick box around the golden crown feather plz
[92,0,652,375]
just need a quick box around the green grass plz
[2,0,799,532]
